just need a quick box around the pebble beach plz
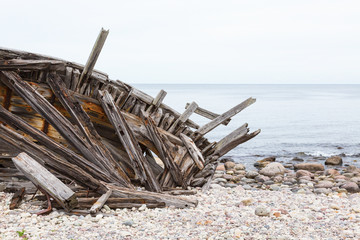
[1,156,360,240]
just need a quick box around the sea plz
[134,84,360,169]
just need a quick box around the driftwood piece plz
[89,189,112,214]
[98,90,161,192]
[142,110,182,185]
[47,73,132,187]
[212,123,248,156]
[77,28,109,91]
[185,102,231,125]
[9,187,25,210]
[180,133,204,170]
[195,97,256,137]
[168,101,198,133]
[150,107,163,126]
[12,152,78,212]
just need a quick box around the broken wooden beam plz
[180,133,204,170]
[0,59,65,71]
[146,89,167,114]
[168,101,198,133]
[98,90,161,192]
[77,28,109,91]
[185,102,231,125]
[12,152,78,212]
[195,97,256,137]
[142,110,183,185]
[89,189,112,214]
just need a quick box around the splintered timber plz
[0,28,260,214]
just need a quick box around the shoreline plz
[1,158,359,239]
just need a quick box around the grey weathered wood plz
[212,123,249,156]
[0,59,65,71]
[214,129,261,157]
[77,28,109,91]
[98,90,161,192]
[105,183,198,209]
[64,67,73,89]
[180,133,204,170]
[70,68,80,91]
[168,102,198,133]
[47,73,132,187]
[89,189,112,214]
[142,110,183,185]
[12,152,78,212]
[150,107,163,126]
[185,102,231,125]
[146,89,167,113]
[195,97,256,136]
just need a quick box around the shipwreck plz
[0,29,260,214]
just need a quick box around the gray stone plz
[259,162,285,177]
[243,184,252,190]
[123,220,134,227]
[315,180,333,188]
[255,175,270,183]
[245,171,259,179]
[222,174,233,180]
[296,170,314,178]
[325,156,343,165]
[264,180,274,185]
[273,175,283,183]
[243,178,256,184]
[314,188,331,195]
[255,206,270,216]
[225,183,238,188]
[269,184,280,191]
[341,182,360,193]
[292,157,304,162]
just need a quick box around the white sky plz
[1,0,360,84]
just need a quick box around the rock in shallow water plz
[325,156,343,165]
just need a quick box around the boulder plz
[341,182,360,193]
[255,175,270,183]
[259,162,285,177]
[254,157,276,168]
[294,163,324,172]
[292,157,304,162]
[325,156,343,165]
[296,170,314,178]
[224,161,236,170]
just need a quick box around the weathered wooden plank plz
[150,108,163,126]
[180,133,204,170]
[185,102,231,125]
[195,97,256,136]
[146,89,167,113]
[0,59,65,71]
[214,129,261,157]
[12,152,78,212]
[77,28,109,91]
[64,67,73,89]
[168,102,198,133]
[89,189,112,214]
[47,73,132,187]
[142,110,183,185]
[212,123,249,156]
[70,68,80,91]
[105,183,198,209]
[98,90,161,192]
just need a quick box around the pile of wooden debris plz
[0,29,260,215]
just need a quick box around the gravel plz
[1,186,360,239]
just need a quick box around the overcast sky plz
[1,0,360,84]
